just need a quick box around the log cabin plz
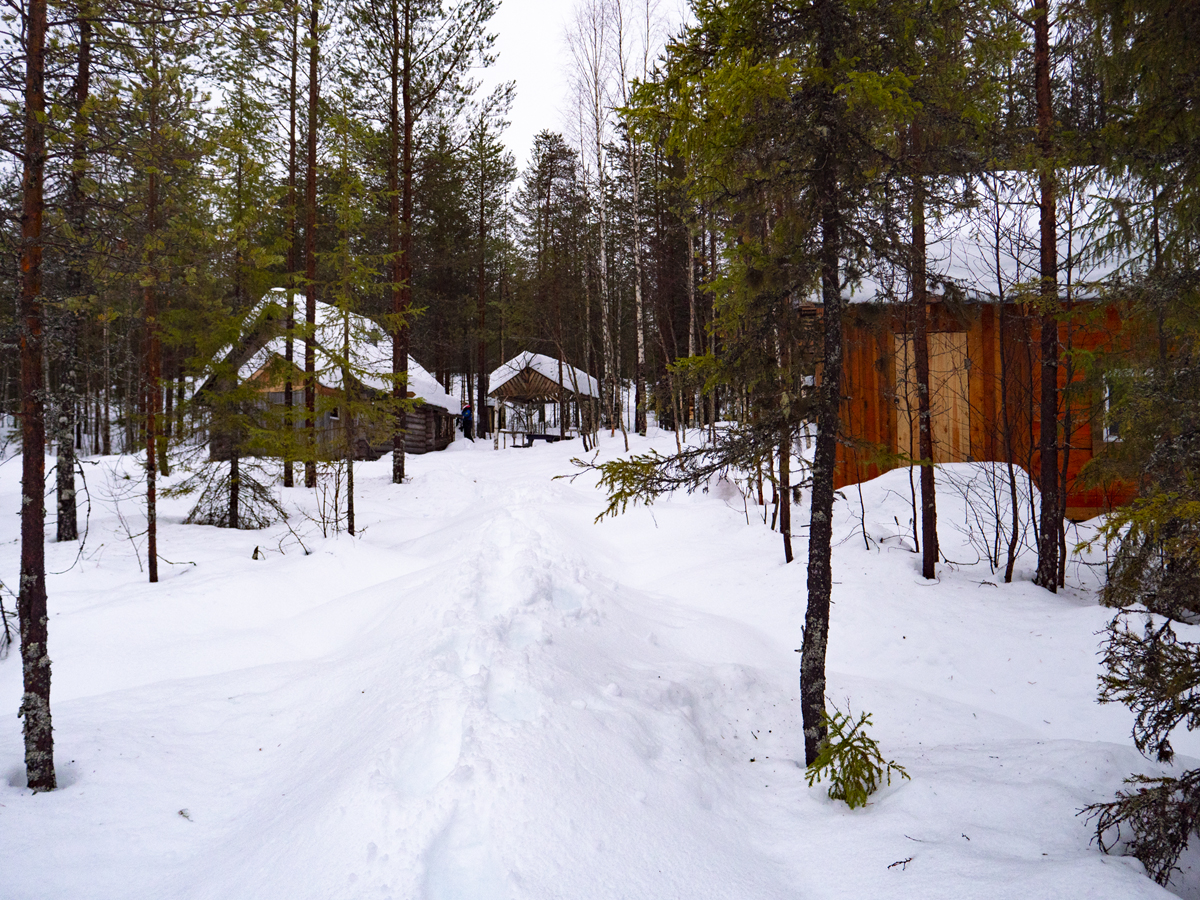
[205,291,457,460]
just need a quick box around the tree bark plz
[391,0,411,484]
[56,5,92,543]
[163,354,174,439]
[102,316,111,455]
[1033,0,1059,592]
[283,0,299,489]
[19,0,56,792]
[342,311,355,535]
[144,57,161,584]
[145,185,160,585]
[596,140,617,438]
[631,134,646,435]
[228,447,240,529]
[304,0,319,490]
[801,2,842,766]
[55,314,79,543]
[476,116,489,438]
[911,153,938,579]
[686,226,697,427]
[779,430,793,563]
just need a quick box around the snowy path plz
[0,434,1186,898]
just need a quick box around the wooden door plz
[894,332,970,463]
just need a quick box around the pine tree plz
[466,85,516,436]
[345,0,497,483]
[618,0,978,763]
[16,0,56,794]
[1082,0,1200,882]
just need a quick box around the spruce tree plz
[1083,0,1200,882]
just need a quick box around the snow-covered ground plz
[0,431,1191,899]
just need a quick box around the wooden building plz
[206,292,456,460]
[835,297,1135,520]
[488,352,600,438]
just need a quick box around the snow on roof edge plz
[488,351,600,399]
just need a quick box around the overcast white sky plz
[476,0,687,171]
[475,0,572,169]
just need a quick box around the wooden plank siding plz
[838,316,892,485]
[894,331,970,464]
[835,300,1137,520]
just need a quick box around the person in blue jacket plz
[461,404,474,441]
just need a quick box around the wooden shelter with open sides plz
[834,296,1136,520]
[488,352,600,444]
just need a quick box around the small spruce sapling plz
[805,706,909,809]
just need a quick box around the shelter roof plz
[488,352,599,400]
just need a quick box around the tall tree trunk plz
[102,316,111,455]
[779,430,793,563]
[56,5,92,543]
[630,135,646,435]
[341,310,355,535]
[391,0,411,484]
[55,313,79,542]
[911,152,938,579]
[17,0,56,793]
[124,345,135,453]
[303,0,318,490]
[596,142,618,440]
[708,222,718,438]
[283,0,299,489]
[1034,0,1059,592]
[558,358,567,439]
[476,123,488,438]
[228,152,247,521]
[144,58,161,585]
[162,353,174,439]
[686,226,696,427]
[801,5,842,766]
[174,365,184,437]
[145,192,160,584]
[1000,303,1021,584]
[228,446,240,529]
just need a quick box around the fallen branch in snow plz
[156,555,197,568]
[888,857,913,870]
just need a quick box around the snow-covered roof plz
[237,290,457,412]
[832,170,1131,305]
[488,351,599,399]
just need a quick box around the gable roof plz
[488,351,599,400]
[223,289,456,412]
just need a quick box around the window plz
[1103,371,1140,443]
[329,406,339,421]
